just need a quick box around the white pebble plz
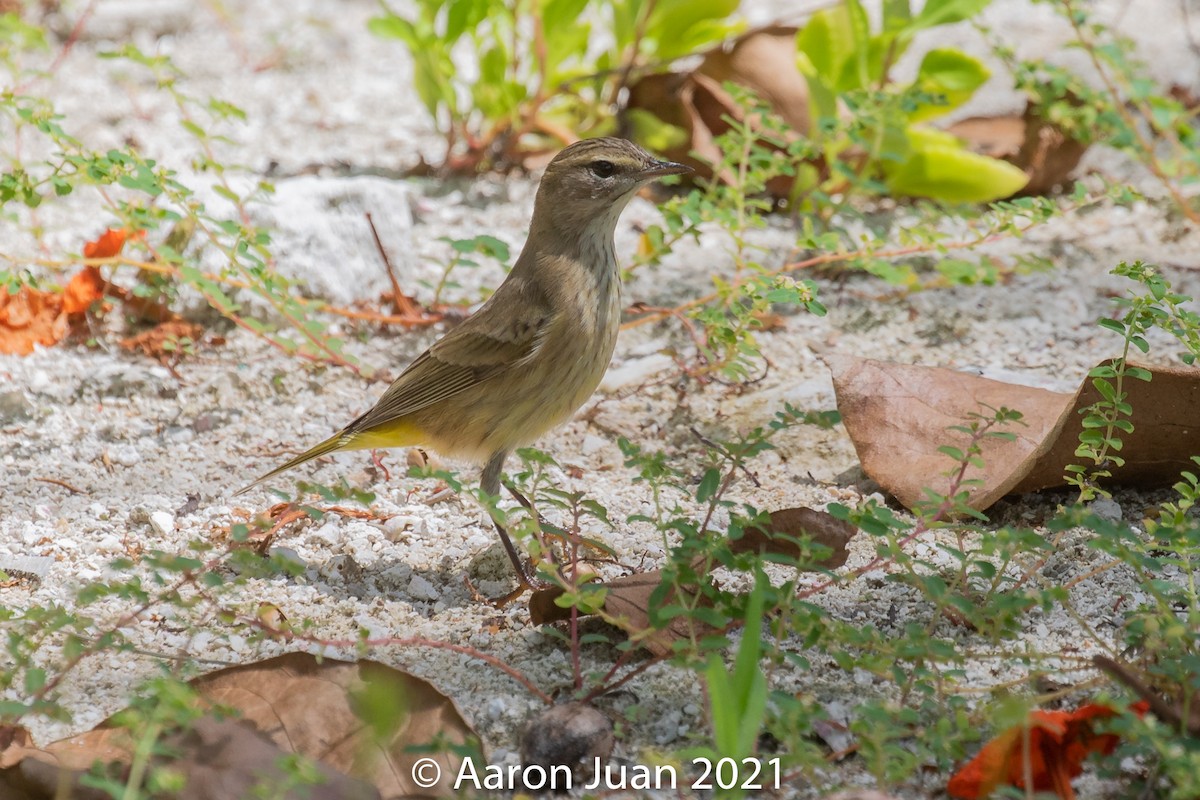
[487,697,509,719]
[407,574,440,601]
[149,511,175,536]
[581,434,607,456]
[95,534,122,553]
[383,514,425,540]
[111,445,140,467]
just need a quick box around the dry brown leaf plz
[830,355,1200,512]
[948,103,1088,196]
[530,571,715,657]
[192,653,478,798]
[625,26,807,194]
[0,287,69,355]
[119,319,204,360]
[60,266,107,315]
[529,507,851,653]
[0,654,479,800]
[733,507,855,569]
[1,717,379,800]
[697,25,809,134]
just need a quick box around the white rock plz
[96,534,122,553]
[383,514,425,540]
[149,511,175,536]
[486,697,509,719]
[110,445,140,467]
[1089,497,1123,522]
[580,434,607,456]
[406,574,440,601]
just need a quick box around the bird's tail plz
[234,433,348,496]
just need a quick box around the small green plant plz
[795,0,1028,204]
[368,0,743,168]
[1068,261,1200,500]
[992,0,1200,225]
[425,234,511,306]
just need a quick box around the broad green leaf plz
[542,0,589,31]
[838,0,873,91]
[908,48,990,121]
[645,0,740,59]
[882,0,913,31]
[444,0,488,41]
[625,108,689,152]
[796,6,860,93]
[795,50,839,126]
[883,126,1028,202]
[367,14,420,46]
[542,0,591,73]
[911,0,992,30]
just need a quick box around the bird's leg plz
[481,450,537,588]
[503,481,565,564]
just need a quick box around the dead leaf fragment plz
[733,507,855,569]
[193,653,478,798]
[119,319,204,360]
[829,355,1200,512]
[529,507,851,653]
[530,570,715,657]
[0,287,68,355]
[60,266,107,315]
[946,701,1148,800]
[82,228,137,259]
[1,717,379,800]
[624,26,807,193]
[0,654,480,800]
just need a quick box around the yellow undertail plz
[234,420,423,495]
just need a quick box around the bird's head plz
[531,138,690,245]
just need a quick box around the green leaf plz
[625,109,689,152]
[696,467,722,503]
[908,48,990,121]
[367,14,419,46]
[882,0,914,31]
[883,126,1029,202]
[645,0,741,60]
[911,0,993,30]
[24,667,46,695]
[445,0,487,42]
[796,2,869,95]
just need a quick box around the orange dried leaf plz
[947,702,1146,800]
[82,228,136,259]
[61,266,106,315]
[119,319,203,360]
[0,287,67,355]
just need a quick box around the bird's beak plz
[638,159,692,179]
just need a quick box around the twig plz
[365,212,421,318]
[34,477,88,495]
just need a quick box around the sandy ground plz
[3,0,1200,797]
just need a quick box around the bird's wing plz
[346,297,550,433]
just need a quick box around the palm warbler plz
[239,138,690,579]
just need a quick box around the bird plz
[238,137,691,583]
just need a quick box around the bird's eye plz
[589,160,616,179]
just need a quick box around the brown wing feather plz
[344,284,551,435]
